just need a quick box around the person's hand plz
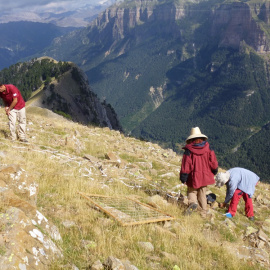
[219,202,227,208]
[5,107,10,115]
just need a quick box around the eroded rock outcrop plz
[211,2,270,53]
[92,0,270,54]
[0,165,63,269]
[27,59,122,131]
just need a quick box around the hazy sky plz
[0,0,107,13]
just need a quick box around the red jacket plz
[180,141,218,189]
[0,84,25,110]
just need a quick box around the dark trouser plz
[228,189,254,217]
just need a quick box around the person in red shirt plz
[0,84,27,142]
[180,127,218,217]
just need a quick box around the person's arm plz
[223,181,235,204]
[218,181,235,208]
[180,149,193,184]
[219,202,228,208]
[5,97,18,115]
[209,149,218,175]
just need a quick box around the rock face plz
[0,165,63,269]
[90,0,183,48]
[258,1,270,24]
[27,59,122,131]
[90,0,270,53]
[211,2,270,53]
[41,0,270,180]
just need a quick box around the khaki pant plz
[187,186,207,212]
[8,107,26,140]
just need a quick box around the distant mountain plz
[0,21,77,70]
[0,57,122,130]
[0,1,123,69]
[0,0,121,27]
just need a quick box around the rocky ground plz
[0,106,269,269]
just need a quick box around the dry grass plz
[0,107,266,270]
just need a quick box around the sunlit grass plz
[0,107,266,270]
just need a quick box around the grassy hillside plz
[0,105,269,269]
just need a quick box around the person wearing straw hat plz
[180,127,218,217]
[216,168,260,221]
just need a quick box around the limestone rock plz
[0,207,62,269]
[91,260,104,270]
[84,154,100,164]
[245,226,258,237]
[122,260,139,270]
[0,164,63,269]
[104,256,125,270]
[262,219,270,233]
[137,242,154,252]
[62,220,76,228]
[223,218,236,229]
[258,229,269,242]
[105,152,121,163]
[0,189,36,214]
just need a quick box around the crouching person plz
[180,127,218,217]
[216,167,260,221]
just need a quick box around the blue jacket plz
[224,167,260,204]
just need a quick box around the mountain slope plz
[40,0,270,179]
[0,106,269,269]
[0,57,122,130]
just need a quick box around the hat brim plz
[186,134,208,142]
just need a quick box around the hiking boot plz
[248,216,254,221]
[184,203,198,216]
[224,212,233,218]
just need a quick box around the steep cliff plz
[0,58,122,131]
[93,0,184,41]
[211,2,270,53]
[28,59,122,130]
[41,0,270,178]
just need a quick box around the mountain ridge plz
[0,0,120,27]
[0,57,122,131]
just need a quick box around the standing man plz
[0,84,28,142]
[216,167,260,221]
[180,127,218,217]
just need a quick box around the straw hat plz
[215,171,230,187]
[186,127,208,142]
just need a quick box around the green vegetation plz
[63,0,270,179]
[0,245,6,256]
[132,46,270,179]
[2,0,270,180]
[54,110,72,120]
[0,58,72,101]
